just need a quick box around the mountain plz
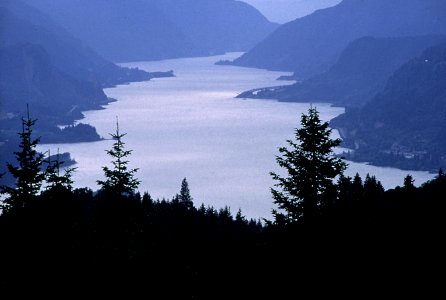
[24,0,278,62]
[230,0,446,78]
[0,43,108,123]
[0,0,172,184]
[237,35,446,107]
[0,0,167,88]
[330,42,446,172]
[21,0,193,62]
[0,0,172,130]
[242,0,342,23]
[153,0,278,56]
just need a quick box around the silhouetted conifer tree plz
[1,107,45,213]
[403,174,415,190]
[235,209,247,226]
[198,203,206,215]
[363,174,384,197]
[142,192,153,211]
[97,118,140,195]
[44,150,76,194]
[179,178,193,210]
[270,107,347,225]
[219,206,232,222]
[352,173,363,193]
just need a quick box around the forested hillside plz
[331,43,446,171]
[238,35,445,107]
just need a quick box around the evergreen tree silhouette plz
[363,174,384,198]
[141,192,154,212]
[97,118,140,195]
[235,209,248,226]
[270,106,347,225]
[1,106,45,213]
[403,174,415,190]
[179,177,193,210]
[44,149,77,194]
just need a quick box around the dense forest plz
[1,108,444,297]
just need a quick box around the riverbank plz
[35,53,436,220]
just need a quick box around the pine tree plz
[179,177,194,210]
[363,174,384,197]
[235,209,247,226]
[44,150,77,194]
[1,107,45,213]
[97,118,140,195]
[403,174,415,190]
[270,107,347,225]
[142,192,153,210]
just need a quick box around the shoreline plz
[237,89,440,174]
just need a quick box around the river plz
[39,52,435,220]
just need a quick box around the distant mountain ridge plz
[154,0,277,56]
[230,0,446,78]
[0,0,166,88]
[23,0,278,62]
[237,35,446,107]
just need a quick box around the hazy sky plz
[243,0,342,23]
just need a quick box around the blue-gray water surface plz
[39,53,435,220]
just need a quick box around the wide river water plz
[39,53,435,220]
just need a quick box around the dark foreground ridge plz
[1,174,444,297]
[1,108,444,297]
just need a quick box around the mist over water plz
[39,53,435,220]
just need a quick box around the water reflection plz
[38,53,435,219]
